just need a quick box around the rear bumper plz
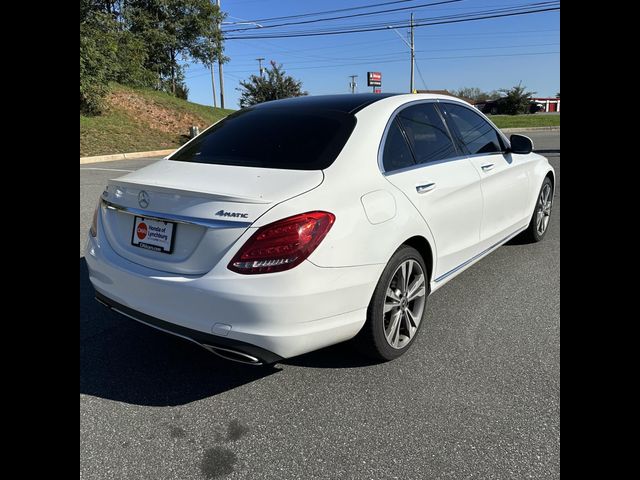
[95,291,283,364]
[84,232,383,360]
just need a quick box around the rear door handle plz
[416,182,436,194]
[481,163,495,172]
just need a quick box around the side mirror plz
[508,134,533,154]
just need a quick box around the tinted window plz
[170,107,356,170]
[441,103,504,155]
[382,119,415,172]
[397,103,457,164]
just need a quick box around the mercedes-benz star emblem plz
[138,190,150,208]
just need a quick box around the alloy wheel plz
[383,259,427,349]
[536,183,552,235]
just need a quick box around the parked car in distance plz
[475,97,545,114]
[85,93,555,365]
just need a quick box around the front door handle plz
[416,182,436,194]
[481,163,495,172]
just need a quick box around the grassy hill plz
[80,84,234,157]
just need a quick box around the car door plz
[381,101,484,281]
[439,101,530,249]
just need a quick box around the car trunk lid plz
[100,160,324,275]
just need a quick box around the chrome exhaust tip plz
[201,344,264,366]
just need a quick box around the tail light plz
[228,211,335,274]
[90,202,100,237]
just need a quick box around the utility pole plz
[256,57,265,77]
[216,0,225,108]
[410,13,415,93]
[349,75,358,94]
[210,57,218,108]
[387,14,417,94]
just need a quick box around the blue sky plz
[183,0,560,108]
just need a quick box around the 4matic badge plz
[215,210,249,219]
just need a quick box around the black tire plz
[355,245,430,361]
[519,177,554,243]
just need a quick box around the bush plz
[498,82,537,115]
[175,83,189,100]
[238,61,307,108]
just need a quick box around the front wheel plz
[520,177,553,242]
[355,245,429,361]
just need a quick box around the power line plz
[225,5,560,39]
[414,61,428,90]
[222,29,559,59]
[185,51,559,78]
[185,41,559,77]
[226,2,560,36]
[243,0,421,24]
[231,42,561,67]
[223,0,462,33]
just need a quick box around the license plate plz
[131,216,176,254]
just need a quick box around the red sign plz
[374,88,382,94]
[367,71,382,87]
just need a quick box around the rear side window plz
[382,119,416,172]
[396,103,458,164]
[170,107,356,170]
[441,103,504,155]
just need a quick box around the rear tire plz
[355,245,429,361]
[519,177,553,243]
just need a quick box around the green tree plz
[127,0,225,95]
[237,61,307,108]
[80,8,119,114]
[556,91,560,98]
[80,0,226,112]
[453,87,483,102]
[498,82,537,115]
[452,87,501,103]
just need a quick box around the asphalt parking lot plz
[80,130,559,479]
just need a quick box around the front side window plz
[441,103,504,155]
[382,119,415,172]
[396,103,458,165]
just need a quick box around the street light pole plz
[410,13,415,93]
[387,14,416,93]
[215,0,225,108]
[210,61,217,108]
[216,7,263,108]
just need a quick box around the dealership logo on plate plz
[138,190,150,208]
[137,222,148,239]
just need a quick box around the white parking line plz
[80,167,134,172]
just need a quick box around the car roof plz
[252,93,402,114]
[250,93,476,117]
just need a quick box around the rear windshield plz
[169,107,357,170]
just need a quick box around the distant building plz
[531,97,560,112]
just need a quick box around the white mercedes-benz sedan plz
[85,93,554,365]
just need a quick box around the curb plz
[501,126,560,133]
[80,149,175,164]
